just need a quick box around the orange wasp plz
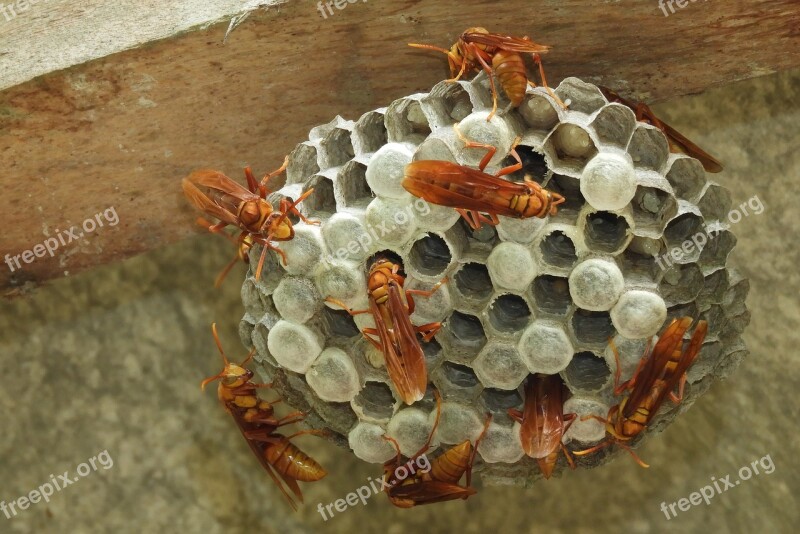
[182,157,317,282]
[201,323,327,510]
[402,125,565,230]
[508,374,577,479]
[325,257,446,405]
[410,27,558,120]
[574,317,708,467]
[195,217,255,287]
[599,86,723,173]
[382,391,492,507]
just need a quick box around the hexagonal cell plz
[611,290,668,340]
[531,275,571,315]
[580,152,637,212]
[306,348,362,402]
[349,422,396,464]
[312,399,359,437]
[421,337,445,371]
[723,275,750,318]
[545,174,585,216]
[539,230,578,270]
[366,142,414,199]
[316,260,368,307]
[518,321,574,374]
[351,381,396,422]
[275,225,324,276]
[364,196,418,246]
[696,269,730,308]
[239,312,258,349]
[697,183,732,222]
[659,263,704,306]
[408,233,453,278]
[563,351,611,392]
[286,142,320,185]
[406,277,453,325]
[480,387,524,415]
[478,422,525,464]
[591,103,636,148]
[453,262,494,303]
[562,396,609,443]
[461,217,498,245]
[665,302,700,327]
[443,310,487,358]
[571,309,615,346]
[473,343,529,390]
[554,78,606,114]
[487,294,532,334]
[266,320,323,373]
[387,407,437,457]
[352,110,388,155]
[421,80,474,128]
[496,215,548,245]
[503,144,549,183]
[568,258,624,312]
[618,247,662,283]
[628,124,669,171]
[546,123,598,172]
[320,306,361,338]
[582,211,631,254]
[663,212,705,254]
[386,97,431,142]
[435,402,486,445]
[486,242,537,292]
[273,276,322,324]
[665,157,706,201]
[456,112,517,169]
[519,92,559,133]
[433,361,482,401]
[698,230,736,273]
[321,212,371,263]
[245,248,284,295]
[319,126,355,168]
[337,160,372,209]
[631,185,678,233]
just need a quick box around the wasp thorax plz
[238,199,270,231]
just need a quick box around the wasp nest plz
[237,74,750,486]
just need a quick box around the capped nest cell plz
[237,74,750,487]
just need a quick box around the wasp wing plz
[403,161,527,217]
[182,178,241,227]
[521,374,566,459]
[623,317,691,419]
[462,32,550,53]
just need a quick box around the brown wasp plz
[182,157,318,282]
[573,317,708,467]
[402,125,564,230]
[326,257,445,405]
[599,86,723,173]
[382,391,492,507]
[508,374,577,479]
[201,323,327,510]
[410,27,559,120]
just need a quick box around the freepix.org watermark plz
[1,450,114,520]
[0,0,49,23]
[660,453,775,520]
[655,194,763,271]
[316,0,368,19]
[4,206,119,273]
[324,198,431,263]
[316,453,430,521]
[658,0,708,17]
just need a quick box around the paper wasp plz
[382,390,492,507]
[410,27,559,120]
[325,257,445,405]
[573,317,708,467]
[508,374,576,479]
[599,86,723,173]
[182,157,317,282]
[402,125,564,230]
[200,323,327,510]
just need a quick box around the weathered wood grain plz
[1,0,798,296]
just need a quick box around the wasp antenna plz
[240,346,256,367]
[408,43,451,55]
[210,323,230,366]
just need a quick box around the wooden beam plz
[1,0,798,296]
